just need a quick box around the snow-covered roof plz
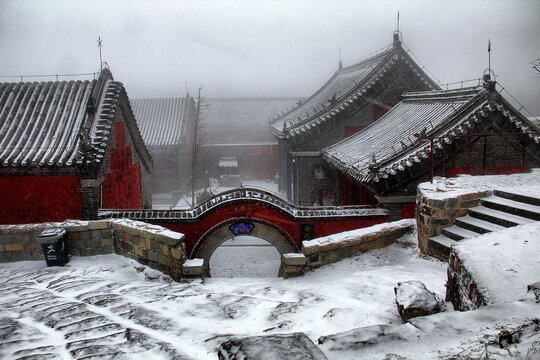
[322,85,540,184]
[269,35,438,139]
[0,69,151,169]
[201,98,298,129]
[218,157,238,168]
[131,96,195,147]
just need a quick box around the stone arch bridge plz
[100,187,388,274]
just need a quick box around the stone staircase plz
[428,189,540,258]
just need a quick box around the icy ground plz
[210,237,281,278]
[1,235,448,360]
[1,235,539,359]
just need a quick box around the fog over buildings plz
[1,0,539,114]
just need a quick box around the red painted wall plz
[0,175,82,224]
[448,165,525,177]
[102,122,143,209]
[339,174,378,206]
[151,202,387,257]
[401,203,416,219]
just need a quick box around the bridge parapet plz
[99,187,388,220]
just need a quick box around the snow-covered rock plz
[218,332,327,360]
[317,324,404,350]
[394,280,441,322]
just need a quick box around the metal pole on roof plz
[97,37,103,72]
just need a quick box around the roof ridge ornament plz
[393,11,402,47]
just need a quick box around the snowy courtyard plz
[1,234,450,360]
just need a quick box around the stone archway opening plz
[191,218,299,277]
[210,235,281,278]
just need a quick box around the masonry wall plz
[0,220,187,280]
[280,219,414,278]
[0,221,114,262]
[446,248,488,310]
[416,189,492,258]
[113,220,186,280]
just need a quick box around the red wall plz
[448,165,525,177]
[0,175,82,224]
[151,202,387,257]
[102,122,143,209]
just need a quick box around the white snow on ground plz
[453,221,540,304]
[1,237,451,360]
[419,168,540,200]
[210,236,281,278]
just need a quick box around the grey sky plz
[1,0,539,114]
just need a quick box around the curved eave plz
[276,49,438,140]
[324,94,540,186]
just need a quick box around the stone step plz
[468,205,534,228]
[481,195,540,221]
[494,189,540,207]
[454,215,506,234]
[428,234,458,258]
[442,225,481,241]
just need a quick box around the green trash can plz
[38,228,68,267]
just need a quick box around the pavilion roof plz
[322,85,540,184]
[269,36,438,139]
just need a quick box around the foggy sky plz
[1,0,539,114]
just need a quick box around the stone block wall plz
[0,219,188,280]
[0,220,114,263]
[445,248,488,310]
[415,189,492,256]
[281,220,414,277]
[112,220,187,280]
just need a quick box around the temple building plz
[0,69,153,224]
[131,96,197,194]
[200,98,298,185]
[322,76,540,219]
[270,32,439,206]
[132,96,297,199]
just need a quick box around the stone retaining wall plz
[416,189,492,256]
[445,248,488,310]
[281,220,415,278]
[0,220,114,263]
[112,219,187,280]
[0,219,189,280]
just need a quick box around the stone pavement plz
[0,262,192,359]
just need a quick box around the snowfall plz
[1,172,540,359]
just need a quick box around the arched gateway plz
[100,187,388,276]
[192,218,298,276]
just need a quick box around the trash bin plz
[37,228,68,266]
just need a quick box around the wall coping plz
[302,219,414,256]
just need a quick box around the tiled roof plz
[201,98,299,128]
[131,97,195,147]
[0,80,95,167]
[322,86,540,183]
[0,70,151,169]
[269,39,438,139]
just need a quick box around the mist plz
[1,0,539,114]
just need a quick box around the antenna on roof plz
[97,37,103,72]
[338,48,343,70]
[397,11,400,32]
